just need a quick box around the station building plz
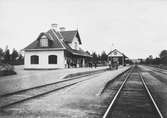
[108,49,128,66]
[23,24,92,69]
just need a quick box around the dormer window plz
[40,35,48,47]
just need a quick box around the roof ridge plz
[49,29,66,49]
[56,31,64,39]
[60,30,78,32]
[108,49,128,57]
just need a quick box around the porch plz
[64,51,92,68]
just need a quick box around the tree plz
[159,50,167,59]
[4,47,10,64]
[92,52,98,64]
[101,51,108,61]
[97,54,101,63]
[148,55,153,60]
[145,55,154,64]
[159,50,167,64]
[0,48,3,64]
[152,57,160,65]
[100,51,108,65]
[11,48,19,65]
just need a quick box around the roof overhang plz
[24,48,65,52]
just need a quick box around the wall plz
[69,36,80,50]
[24,50,65,69]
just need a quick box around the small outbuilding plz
[108,49,128,66]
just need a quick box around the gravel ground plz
[143,65,167,74]
[0,67,130,118]
[139,65,167,117]
[0,66,108,96]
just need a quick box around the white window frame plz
[40,36,48,47]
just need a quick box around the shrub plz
[0,64,16,76]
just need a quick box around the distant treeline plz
[140,50,167,65]
[0,46,24,65]
[89,51,108,65]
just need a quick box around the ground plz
[0,66,130,118]
[0,65,107,96]
[0,65,167,118]
[139,65,167,117]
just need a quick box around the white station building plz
[23,25,91,69]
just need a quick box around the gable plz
[69,35,80,50]
[60,30,82,44]
[24,31,64,50]
[75,31,82,44]
[108,49,124,57]
[73,35,79,44]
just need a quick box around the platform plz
[0,65,129,96]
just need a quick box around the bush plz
[0,64,16,76]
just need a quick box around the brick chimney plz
[51,23,58,30]
[59,27,66,31]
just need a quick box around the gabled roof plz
[47,29,65,48]
[24,31,64,50]
[52,29,63,39]
[23,29,91,57]
[108,49,128,58]
[60,30,82,44]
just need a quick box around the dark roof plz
[52,29,63,39]
[60,30,82,44]
[24,29,91,57]
[47,30,65,48]
[24,31,64,50]
[62,42,91,57]
[24,39,39,50]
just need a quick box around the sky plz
[0,0,167,59]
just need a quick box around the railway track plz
[146,65,167,75]
[103,66,163,118]
[0,69,108,109]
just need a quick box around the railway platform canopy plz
[108,49,128,66]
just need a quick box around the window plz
[49,55,57,64]
[40,35,48,47]
[31,55,39,64]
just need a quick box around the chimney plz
[51,23,58,30]
[59,27,66,31]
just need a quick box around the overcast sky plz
[0,0,167,59]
